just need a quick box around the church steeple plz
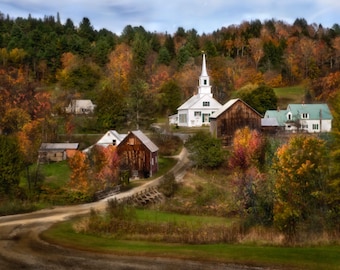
[198,53,212,97]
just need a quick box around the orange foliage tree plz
[68,151,91,193]
[228,127,268,218]
[68,146,120,195]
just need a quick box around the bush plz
[158,172,178,197]
[185,131,227,169]
[151,133,183,156]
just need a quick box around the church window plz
[203,101,210,106]
[204,79,207,85]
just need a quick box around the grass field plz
[274,85,306,108]
[40,160,71,188]
[42,216,340,270]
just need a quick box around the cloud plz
[0,0,339,34]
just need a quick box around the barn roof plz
[210,98,262,119]
[130,130,159,153]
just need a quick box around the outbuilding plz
[210,98,262,145]
[38,143,79,163]
[117,130,159,179]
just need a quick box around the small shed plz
[39,143,79,163]
[261,117,280,134]
[210,98,262,145]
[117,130,159,179]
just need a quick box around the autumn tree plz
[68,151,91,194]
[228,127,272,222]
[89,145,120,190]
[248,38,264,71]
[69,146,120,197]
[107,44,132,93]
[273,135,330,243]
[326,93,340,232]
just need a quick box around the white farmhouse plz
[263,103,333,133]
[172,54,222,127]
[83,130,127,153]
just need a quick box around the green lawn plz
[134,208,234,225]
[40,160,71,189]
[274,85,306,108]
[42,219,340,270]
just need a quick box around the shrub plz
[158,172,178,197]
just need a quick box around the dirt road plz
[0,148,266,269]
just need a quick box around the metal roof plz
[39,143,79,151]
[210,98,262,119]
[287,104,333,120]
[130,130,159,152]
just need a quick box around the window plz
[179,114,187,123]
[128,138,135,145]
[194,111,201,117]
[203,79,207,85]
[202,113,210,123]
[203,101,210,107]
[312,124,319,130]
[287,113,292,120]
[301,113,309,119]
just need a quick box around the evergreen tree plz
[0,135,25,196]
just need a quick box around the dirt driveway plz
[0,148,267,269]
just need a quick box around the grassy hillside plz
[274,85,306,108]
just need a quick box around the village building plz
[210,98,262,145]
[263,103,333,133]
[172,54,222,127]
[117,130,159,179]
[65,99,96,114]
[83,130,127,153]
[38,143,79,163]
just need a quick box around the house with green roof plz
[263,103,332,133]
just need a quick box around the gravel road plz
[0,148,269,269]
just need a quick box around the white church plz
[169,54,222,127]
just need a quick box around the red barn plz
[117,130,159,179]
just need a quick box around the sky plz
[1,0,340,35]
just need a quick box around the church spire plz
[198,53,212,96]
[201,53,208,77]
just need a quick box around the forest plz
[1,13,340,135]
[0,12,340,245]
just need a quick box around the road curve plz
[0,147,265,270]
